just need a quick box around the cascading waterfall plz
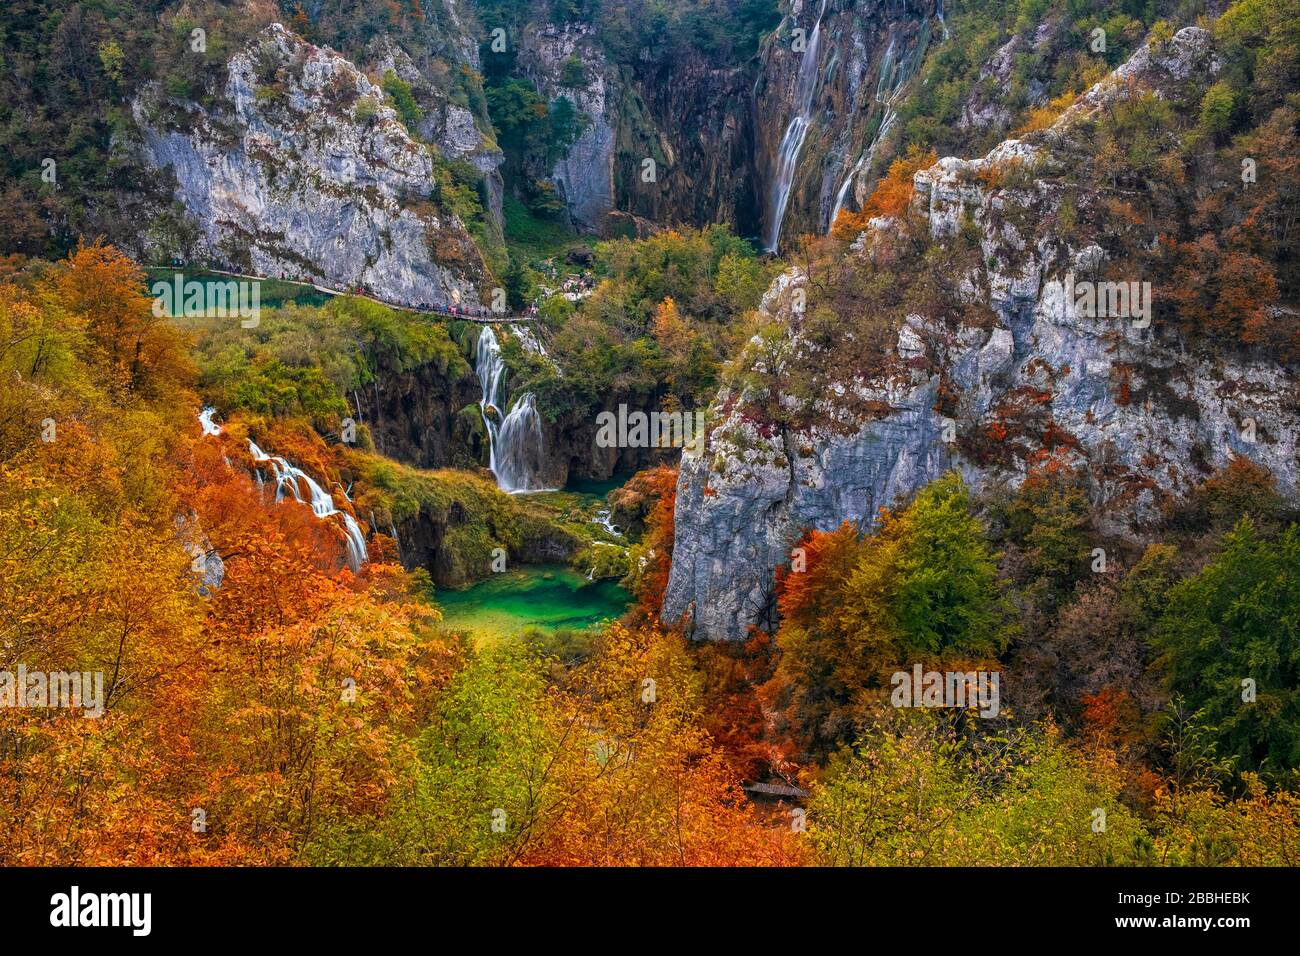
[593,509,623,537]
[494,393,551,492]
[248,439,368,571]
[828,110,899,227]
[199,406,222,436]
[475,326,554,493]
[764,0,829,253]
[828,28,919,229]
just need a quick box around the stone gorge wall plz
[134,23,489,307]
[530,0,931,242]
[754,0,936,248]
[663,28,1300,640]
[366,34,505,233]
[515,22,619,233]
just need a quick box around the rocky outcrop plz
[358,352,484,471]
[616,54,762,235]
[367,35,506,232]
[518,23,618,233]
[664,28,1300,640]
[387,478,585,588]
[134,23,488,308]
[541,399,686,486]
[515,19,763,237]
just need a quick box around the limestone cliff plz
[664,27,1300,640]
[516,23,618,233]
[134,23,489,307]
[754,0,937,249]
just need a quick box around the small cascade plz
[765,0,829,253]
[199,406,222,436]
[514,324,548,358]
[593,508,623,537]
[477,325,507,419]
[247,439,368,571]
[829,110,900,227]
[475,326,554,493]
[493,393,552,492]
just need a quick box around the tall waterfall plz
[475,326,554,493]
[828,28,917,230]
[248,439,368,571]
[764,0,829,253]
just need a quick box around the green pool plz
[433,563,630,643]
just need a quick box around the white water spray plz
[828,29,915,230]
[475,327,554,493]
[248,439,368,571]
[199,406,222,436]
[765,0,829,253]
[592,508,623,537]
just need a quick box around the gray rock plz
[134,23,487,308]
[664,28,1299,641]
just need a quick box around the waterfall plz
[828,30,915,230]
[475,326,554,493]
[764,0,829,253]
[477,325,506,421]
[199,406,222,436]
[593,508,623,537]
[494,393,552,492]
[828,109,899,227]
[247,439,368,571]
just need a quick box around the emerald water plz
[144,268,333,310]
[562,474,633,500]
[434,564,630,643]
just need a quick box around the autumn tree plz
[831,146,936,239]
[765,475,1011,754]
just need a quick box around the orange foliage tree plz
[831,146,937,239]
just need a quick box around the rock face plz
[518,23,618,233]
[515,19,763,238]
[664,28,1300,640]
[393,497,582,588]
[360,352,484,471]
[539,399,688,487]
[754,0,935,249]
[616,51,762,236]
[134,23,488,308]
[367,35,506,233]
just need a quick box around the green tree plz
[1197,81,1237,141]
[809,712,1149,865]
[560,55,587,87]
[765,474,1012,753]
[381,70,423,133]
[844,473,1010,659]
[1152,519,1300,783]
[314,643,563,865]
